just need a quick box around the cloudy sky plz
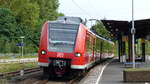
[58,0,150,21]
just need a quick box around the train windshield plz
[48,23,79,53]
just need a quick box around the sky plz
[58,0,150,21]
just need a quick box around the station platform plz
[101,57,150,84]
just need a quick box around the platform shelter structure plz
[102,19,150,62]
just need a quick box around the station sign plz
[16,43,24,46]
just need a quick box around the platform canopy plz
[101,19,150,40]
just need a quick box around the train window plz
[86,35,90,52]
[49,29,77,42]
[86,33,93,54]
[95,38,100,52]
[48,23,79,53]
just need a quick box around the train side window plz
[86,34,90,51]
[95,38,100,52]
[89,35,93,50]
[92,37,96,52]
[86,33,92,53]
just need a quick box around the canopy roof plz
[101,19,150,40]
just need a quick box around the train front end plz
[38,21,85,77]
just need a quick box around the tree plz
[0,0,12,8]
[9,0,40,28]
[34,0,59,21]
[0,8,16,38]
[0,0,64,53]
[0,8,18,53]
[91,22,112,40]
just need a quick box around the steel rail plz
[0,67,41,78]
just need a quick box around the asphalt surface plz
[101,57,150,84]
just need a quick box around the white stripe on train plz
[38,61,95,69]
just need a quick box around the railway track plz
[30,75,83,84]
[12,76,81,84]
[1,59,113,84]
[0,67,83,84]
[34,72,86,84]
[0,67,41,79]
[10,70,86,84]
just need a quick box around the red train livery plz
[38,16,114,77]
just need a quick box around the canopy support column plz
[141,39,146,62]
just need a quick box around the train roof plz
[57,16,84,24]
[48,20,79,25]
[88,30,114,44]
[47,16,114,44]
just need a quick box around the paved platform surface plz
[101,58,150,84]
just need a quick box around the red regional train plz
[38,16,114,77]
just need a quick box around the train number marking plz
[57,52,64,58]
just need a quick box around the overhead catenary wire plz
[71,0,99,28]
[71,0,92,18]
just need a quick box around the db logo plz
[57,52,64,58]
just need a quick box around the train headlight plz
[41,50,46,55]
[75,53,81,57]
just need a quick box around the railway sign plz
[16,43,24,46]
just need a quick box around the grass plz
[0,56,10,59]
[0,62,38,73]
[0,55,37,59]
[124,68,150,72]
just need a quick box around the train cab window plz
[48,23,79,53]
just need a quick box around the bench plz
[123,62,141,67]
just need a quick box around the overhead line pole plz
[131,0,136,68]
